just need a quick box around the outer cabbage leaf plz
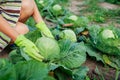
[25,30,42,43]
[0,59,17,80]
[73,66,89,80]
[85,44,104,63]
[54,66,72,80]
[15,60,48,80]
[57,40,86,69]
[9,49,26,64]
[47,63,73,80]
[44,76,56,80]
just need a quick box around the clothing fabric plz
[0,0,21,52]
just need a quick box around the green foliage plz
[85,44,104,63]
[88,25,120,56]
[25,30,42,43]
[44,76,56,80]
[0,59,49,80]
[88,10,105,23]
[103,55,120,70]
[57,40,86,69]
[0,59,17,80]
[106,9,120,17]
[35,0,69,19]
[54,66,72,80]
[15,60,48,80]
[9,49,26,64]
[105,0,120,4]
[84,0,101,11]
[84,0,120,24]
[73,66,89,80]
[26,17,36,28]
[61,15,89,28]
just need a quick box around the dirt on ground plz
[99,2,120,10]
[68,0,84,15]
[0,46,11,58]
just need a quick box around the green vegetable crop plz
[35,37,60,60]
[88,25,120,56]
[59,29,77,42]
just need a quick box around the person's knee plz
[14,22,29,35]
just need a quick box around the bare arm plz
[33,0,43,23]
[0,15,19,41]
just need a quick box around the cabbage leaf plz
[15,60,48,80]
[0,59,17,80]
[57,40,86,68]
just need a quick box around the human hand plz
[36,21,54,39]
[15,35,44,61]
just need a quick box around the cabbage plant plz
[63,15,89,28]
[88,25,120,56]
[57,40,86,68]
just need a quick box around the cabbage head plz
[68,15,78,21]
[35,37,60,60]
[88,25,120,56]
[59,29,77,42]
[50,4,63,16]
[101,29,116,39]
[52,4,62,11]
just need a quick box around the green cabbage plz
[88,25,120,56]
[59,29,77,42]
[52,4,62,11]
[68,15,78,21]
[35,37,60,60]
[37,0,49,9]
[50,4,63,16]
[101,29,116,39]
[57,40,86,68]
[39,0,44,6]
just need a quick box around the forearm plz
[32,1,54,38]
[33,0,43,23]
[0,15,19,41]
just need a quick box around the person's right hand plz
[36,21,54,39]
[15,35,44,61]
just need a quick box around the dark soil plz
[0,45,11,58]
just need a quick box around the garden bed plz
[0,0,120,80]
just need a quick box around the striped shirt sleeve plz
[0,0,21,52]
[0,0,21,27]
